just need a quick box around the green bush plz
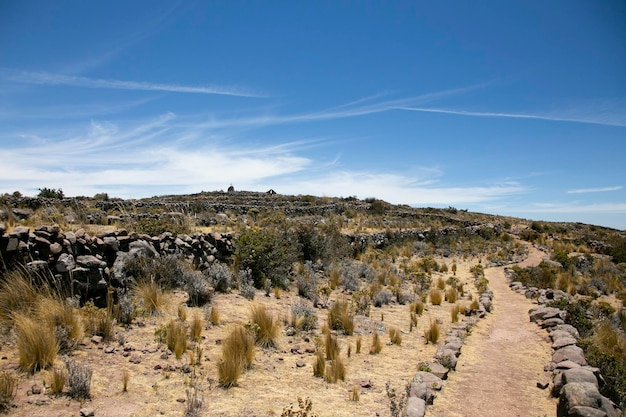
[234,227,298,289]
[135,217,190,236]
[37,187,64,199]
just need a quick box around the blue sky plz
[1,1,625,229]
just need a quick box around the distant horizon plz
[1,2,624,231]
[6,186,624,231]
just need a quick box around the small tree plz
[37,187,64,199]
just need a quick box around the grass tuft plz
[165,319,188,359]
[324,329,340,360]
[451,304,461,323]
[218,325,255,388]
[0,371,18,412]
[324,357,345,383]
[190,312,204,342]
[136,281,165,315]
[312,348,325,378]
[389,327,402,345]
[15,314,58,373]
[327,300,354,335]
[369,331,382,354]
[250,304,280,348]
[429,289,442,306]
[121,369,130,393]
[350,385,360,402]
[49,366,66,395]
[446,288,458,303]
[424,319,440,344]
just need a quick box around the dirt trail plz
[425,245,557,417]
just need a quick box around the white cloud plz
[6,70,265,98]
[567,186,622,194]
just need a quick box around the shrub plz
[135,281,165,315]
[15,314,57,372]
[352,289,371,316]
[184,270,214,307]
[66,360,92,399]
[373,289,394,307]
[0,371,18,412]
[249,304,280,348]
[37,187,64,199]
[291,301,318,331]
[116,292,135,326]
[234,227,298,290]
[190,312,203,342]
[165,320,188,359]
[206,262,233,293]
[370,332,382,354]
[389,327,402,345]
[49,366,66,395]
[327,300,354,335]
[424,320,440,344]
[238,269,256,300]
[429,289,442,306]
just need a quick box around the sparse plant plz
[250,304,280,348]
[373,289,393,307]
[324,330,340,360]
[238,269,256,300]
[327,300,354,335]
[116,292,135,326]
[280,396,319,417]
[389,326,402,345]
[451,304,461,323]
[121,369,130,393]
[424,319,440,344]
[436,277,446,290]
[429,288,443,305]
[135,281,165,315]
[15,314,57,373]
[350,385,359,402]
[165,319,188,359]
[312,346,325,378]
[218,325,255,388]
[324,357,346,383]
[356,335,362,353]
[178,304,188,321]
[209,304,220,326]
[370,331,382,354]
[206,262,233,293]
[66,360,92,399]
[446,287,458,303]
[386,381,407,417]
[183,270,214,307]
[0,371,18,412]
[190,312,203,342]
[291,300,318,331]
[49,366,66,395]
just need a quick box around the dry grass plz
[350,385,360,402]
[324,329,340,360]
[355,335,362,354]
[0,268,42,328]
[136,281,165,315]
[165,319,188,359]
[49,366,66,395]
[312,348,325,378]
[411,300,425,316]
[37,297,82,352]
[190,312,203,342]
[329,268,341,290]
[429,289,443,306]
[82,301,114,340]
[436,277,446,290]
[327,300,354,335]
[451,304,462,323]
[178,304,188,321]
[250,303,280,348]
[470,299,480,310]
[121,369,130,393]
[14,314,58,373]
[389,327,402,345]
[0,371,18,412]
[218,325,256,388]
[209,304,220,326]
[370,331,382,354]
[324,357,346,383]
[446,288,458,303]
[424,319,440,344]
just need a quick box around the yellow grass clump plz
[389,326,402,345]
[15,314,58,373]
[190,311,203,342]
[424,319,440,344]
[218,325,255,388]
[370,331,383,354]
[165,319,188,359]
[136,281,165,315]
[429,289,443,306]
[327,300,354,335]
[250,303,280,348]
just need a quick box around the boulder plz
[568,406,608,417]
[553,336,578,349]
[404,397,426,417]
[554,324,580,339]
[56,253,75,273]
[553,346,587,366]
[542,317,565,328]
[426,362,449,380]
[408,382,435,404]
[558,382,619,417]
[76,255,106,269]
[553,368,599,396]
[413,372,443,390]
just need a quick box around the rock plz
[405,397,427,417]
[91,335,103,344]
[104,346,115,354]
[27,395,50,405]
[76,255,106,268]
[56,253,75,273]
[553,346,587,366]
[80,408,95,417]
[12,225,30,237]
[427,362,449,380]
[30,384,43,395]
[413,371,443,390]
[553,368,599,397]
[558,383,619,417]
[296,360,306,368]
[542,317,565,328]
[129,354,142,364]
[537,380,550,390]
[408,382,435,404]
[553,336,578,349]
[568,406,608,417]
[176,398,186,403]
[359,379,372,388]
[554,324,580,339]
[556,360,582,370]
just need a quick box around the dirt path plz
[425,245,557,417]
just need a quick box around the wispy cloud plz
[5,70,265,98]
[398,106,626,127]
[567,186,623,194]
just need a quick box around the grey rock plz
[542,317,565,328]
[553,336,578,349]
[76,255,106,268]
[553,346,587,366]
[56,253,75,273]
[427,361,449,380]
[80,407,95,416]
[568,406,608,417]
[408,382,435,404]
[553,368,599,397]
[554,324,580,339]
[413,371,443,390]
[404,397,426,417]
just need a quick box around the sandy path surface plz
[426,244,557,417]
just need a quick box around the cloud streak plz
[6,70,265,98]
[398,106,626,127]
[567,186,622,194]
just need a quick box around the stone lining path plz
[426,245,557,417]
